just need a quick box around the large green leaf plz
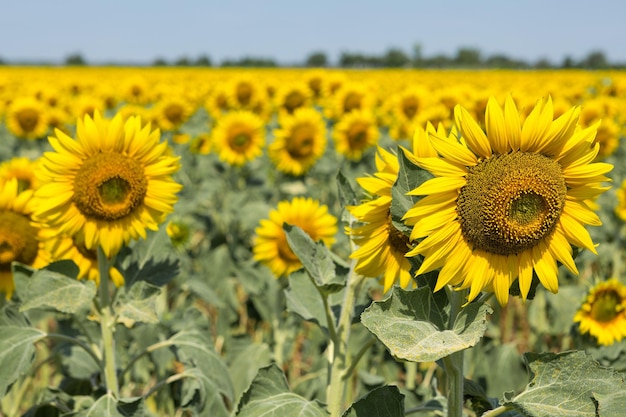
[361,287,492,362]
[228,342,272,403]
[235,364,329,417]
[284,224,345,292]
[503,351,626,417]
[285,271,330,331]
[337,170,359,223]
[115,281,161,327]
[0,325,46,395]
[168,329,234,414]
[78,394,144,417]
[14,262,96,314]
[342,385,404,417]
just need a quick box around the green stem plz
[326,260,366,417]
[97,247,120,398]
[119,339,174,383]
[405,361,417,391]
[444,288,467,417]
[143,372,191,399]
[482,405,513,417]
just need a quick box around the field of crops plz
[1,67,625,417]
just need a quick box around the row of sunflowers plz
[1,67,626,417]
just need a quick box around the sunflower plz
[154,96,193,132]
[615,180,626,222]
[253,197,338,278]
[326,82,375,121]
[268,108,327,176]
[189,133,212,155]
[332,110,379,161]
[211,111,265,166]
[0,179,50,298]
[347,146,415,292]
[6,96,49,139]
[274,82,312,117]
[34,111,182,258]
[574,278,626,346]
[0,157,40,193]
[403,96,613,305]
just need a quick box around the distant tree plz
[581,50,608,69]
[424,54,452,68]
[412,43,423,67]
[454,47,481,67]
[383,48,410,68]
[0,56,5,65]
[153,57,168,66]
[561,55,575,69]
[65,53,86,66]
[221,57,277,67]
[534,58,553,69]
[195,55,212,66]
[305,51,328,67]
[174,56,191,66]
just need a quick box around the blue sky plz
[2,0,625,65]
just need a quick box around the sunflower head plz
[34,111,183,258]
[404,96,613,305]
[6,96,49,140]
[574,278,626,346]
[253,197,338,278]
[332,110,379,161]
[211,111,265,166]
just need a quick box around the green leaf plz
[504,351,626,417]
[342,385,404,417]
[390,146,432,236]
[15,265,96,314]
[118,227,180,288]
[115,281,161,327]
[179,368,231,417]
[78,393,144,417]
[169,329,234,413]
[0,325,46,396]
[228,342,272,403]
[284,224,345,292]
[235,364,329,417]
[285,271,330,332]
[337,170,359,223]
[361,287,492,362]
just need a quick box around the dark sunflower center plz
[73,153,147,221]
[387,213,412,255]
[284,92,305,114]
[0,211,39,269]
[17,108,40,132]
[457,152,566,256]
[590,290,622,322]
[402,97,418,119]
[348,123,368,148]
[236,83,253,106]
[343,92,362,113]
[287,124,316,159]
[230,128,251,150]
[165,104,184,124]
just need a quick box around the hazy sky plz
[2,0,625,65]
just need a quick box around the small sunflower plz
[404,96,613,305]
[274,82,312,117]
[189,133,212,155]
[615,180,626,222]
[6,96,49,139]
[253,197,338,278]
[0,157,40,193]
[574,278,626,346]
[211,111,265,166]
[34,111,182,258]
[154,96,193,132]
[347,146,414,292]
[269,108,327,176]
[0,179,50,298]
[332,110,379,161]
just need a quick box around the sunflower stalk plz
[97,246,120,398]
[326,261,366,417]
[443,287,467,417]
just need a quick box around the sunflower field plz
[1,66,626,417]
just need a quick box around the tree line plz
[1,46,623,69]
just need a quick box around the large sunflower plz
[211,111,265,166]
[347,146,414,292]
[34,111,182,258]
[0,179,50,298]
[574,278,626,346]
[269,108,327,176]
[403,96,612,305]
[253,197,338,278]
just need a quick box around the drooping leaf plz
[169,329,234,413]
[337,170,359,223]
[179,368,231,417]
[228,342,272,403]
[503,351,626,417]
[285,270,330,332]
[235,364,329,417]
[115,281,161,327]
[284,224,345,292]
[118,227,180,288]
[342,385,404,417]
[0,325,46,396]
[390,146,432,236]
[361,287,492,362]
[78,393,144,417]
[15,264,96,314]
